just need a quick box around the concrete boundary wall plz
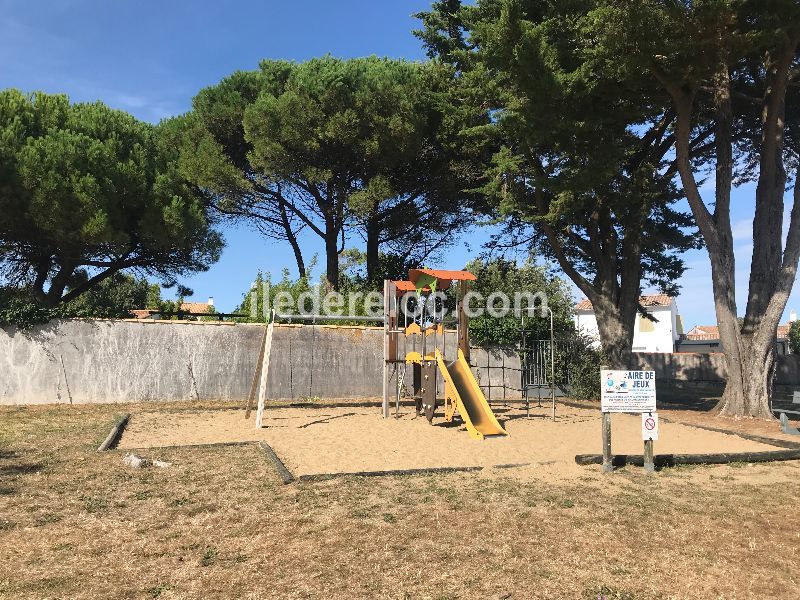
[632,351,800,386]
[0,319,515,405]
[4,320,800,405]
[0,319,263,405]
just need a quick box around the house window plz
[638,315,655,333]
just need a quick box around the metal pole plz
[549,307,555,421]
[308,314,315,398]
[382,280,391,419]
[602,412,613,473]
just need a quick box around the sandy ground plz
[118,404,785,479]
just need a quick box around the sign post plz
[642,412,659,473]
[601,411,613,473]
[600,369,657,474]
[599,365,612,472]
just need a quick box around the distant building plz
[179,297,215,315]
[130,297,215,320]
[574,295,683,353]
[680,321,793,354]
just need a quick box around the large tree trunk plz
[717,334,776,419]
[667,67,799,418]
[324,223,340,291]
[43,259,75,306]
[714,170,789,418]
[593,300,636,370]
[716,34,798,417]
[289,234,306,280]
[538,204,642,373]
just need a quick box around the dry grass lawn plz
[1,401,799,599]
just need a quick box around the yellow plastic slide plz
[436,349,508,440]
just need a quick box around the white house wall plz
[574,312,601,348]
[574,304,678,353]
[632,306,676,353]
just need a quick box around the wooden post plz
[244,324,269,419]
[643,410,655,473]
[255,310,275,429]
[457,280,470,362]
[382,361,390,419]
[382,280,395,418]
[602,412,613,473]
[644,439,655,473]
[600,364,612,473]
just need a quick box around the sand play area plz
[118,403,788,479]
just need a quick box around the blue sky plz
[2,0,797,328]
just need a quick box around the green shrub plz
[0,288,62,329]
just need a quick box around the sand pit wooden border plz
[575,448,800,468]
[121,440,254,452]
[97,414,130,452]
[296,465,484,482]
[258,441,295,484]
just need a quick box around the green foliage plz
[0,288,61,328]
[177,56,483,287]
[64,273,155,319]
[415,1,701,367]
[0,90,222,307]
[0,274,164,327]
[461,257,602,399]
[789,321,800,355]
[336,248,417,291]
[234,255,387,325]
[562,337,603,401]
[235,269,314,323]
[466,257,574,346]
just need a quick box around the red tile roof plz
[685,325,718,340]
[575,294,673,311]
[130,309,157,319]
[180,302,213,314]
[130,302,212,317]
[687,324,792,340]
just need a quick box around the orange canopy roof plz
[391,269,475,295]
[408,268,476,284]
[391,280,438,295]
[393,280,419,292]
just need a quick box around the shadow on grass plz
[0,449,46,495]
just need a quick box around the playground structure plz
[383,268,508,440]
[247,267,520,439]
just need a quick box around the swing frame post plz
[254,309,276,429]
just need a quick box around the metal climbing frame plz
[468,317,577,421]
